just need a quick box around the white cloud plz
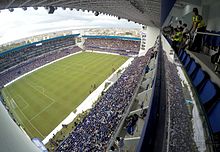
[0,7,141,45]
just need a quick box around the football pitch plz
[1,52,128,140]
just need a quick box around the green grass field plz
[2,52,128,140]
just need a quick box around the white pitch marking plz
[23,78,55,103]
[29,101,55,121]
[4,88,39,138]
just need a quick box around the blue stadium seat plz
[179,51,186,62]
[187,60,198,76]
[182,53,189,65]
[183,55,191,68]
[208,101,220,133]
[192,68,206,88]
[178,49,183,58]
[168,38,172,46]
[198,80,217,105]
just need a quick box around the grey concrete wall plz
[205,0,220,31]
[0,102,40,152]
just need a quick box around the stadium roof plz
[0,0,195,27]
[0,0,162,27]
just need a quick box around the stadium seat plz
[179,50,184,60]
[198,80,217,105]
[186,60,198,77]
[208,100,220,133]
[178,49,183,58]
[180,51,186,62]
[191,68,206,88]
[182,53,189,65]
[166,37,172,46]
[183,55,191,68]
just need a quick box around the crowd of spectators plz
[84,38,140,56]
[164,55,196,151]
[56,51,152,152]
[0,36,76,72]
[0,46,81,88]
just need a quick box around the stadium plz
[0,0,220,152]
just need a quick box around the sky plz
[0,7,141,45]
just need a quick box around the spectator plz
[177,20,183,29]
[190,7,206,52]
[172,28,183,53]
[182,23,189,34]
[125,114,139,135]
[110,146,117,152]
[115,137,124,152]
[118,138,124,152]
[179,33,191,51]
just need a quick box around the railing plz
[195,31,220,37]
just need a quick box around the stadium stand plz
[0,34,78,73]
[83,38,140,56]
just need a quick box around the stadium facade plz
[0,0,220,152]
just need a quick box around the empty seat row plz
[178,49,220,134]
